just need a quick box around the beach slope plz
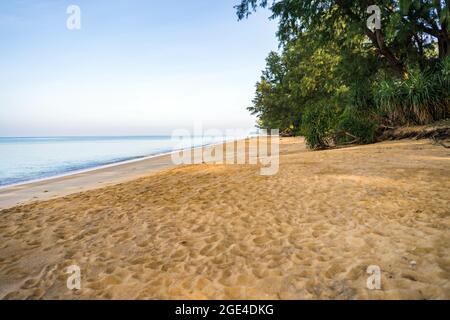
[0,138,449,299]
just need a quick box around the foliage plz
[374,58,450,124]
[237,0,450,148]
[301,100,339,149]
[336,110,377,145]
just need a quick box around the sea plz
[0,135,230,187]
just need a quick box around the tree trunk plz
[438,33,450,59]
[365,28,408,79]
[438,2,450,59]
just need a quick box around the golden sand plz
[0,138,449,299]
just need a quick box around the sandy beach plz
[0,152,177,210]
[0,137,449,299]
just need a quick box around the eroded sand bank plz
[0,138,449,299]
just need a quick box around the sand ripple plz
[0,138,449,299]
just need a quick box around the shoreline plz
[0,153,165,190]
[0,138,253,209]
[0,138,235,190]
[0,140,224,209]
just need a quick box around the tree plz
[236,0,450,75]
[237,0,450,148]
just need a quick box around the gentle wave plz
[0,136,227,187]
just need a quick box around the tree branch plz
[336,1,406,77]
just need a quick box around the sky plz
[0,0,278,136]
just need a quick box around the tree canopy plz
[237,0,450,148]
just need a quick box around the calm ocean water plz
[0,136,226,187]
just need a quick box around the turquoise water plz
[0,136,225,187]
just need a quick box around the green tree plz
[236,1,450,74]
[237,0,450,148]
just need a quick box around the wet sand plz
[0,153,176,210]
[0,138,449,299]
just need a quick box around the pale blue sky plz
[0,0,278,136]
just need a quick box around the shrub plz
[336,110,377,145]
[435,56,450,118]
[374,62,450,125]
[301,101,339,149]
